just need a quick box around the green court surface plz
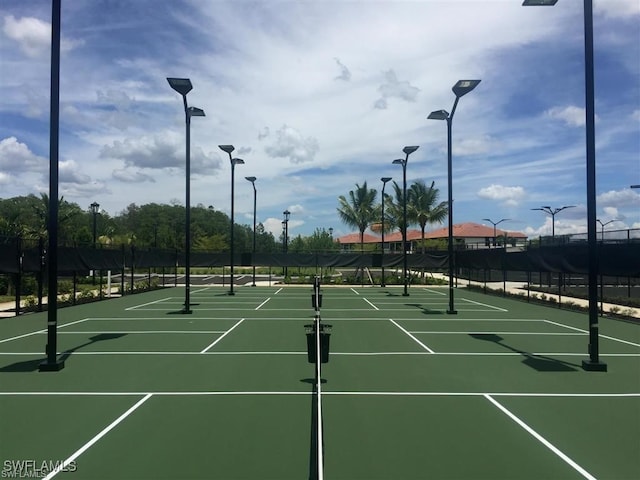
[1,285,639,479]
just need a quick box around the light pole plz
[482,218,509,248]
[429,79,481,314]
[168,77,205,314]
[90,201,100,285]
[393,146,418,296]
[245,176,257,287]
[283,210,290,278]
[531,205,575,239]
[380,177,392,287]
[219,145,244,295]
[523,0,606,371]
[596,219,616,241]
[40,0,64,371]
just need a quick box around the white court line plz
[389,318,435,354]
[460,297,508,312]
[43,394,153,480]
[422,288,446,296]
[255,297,271,310]
[544,319,640,348]
[274,287,283,295]
[408,331,583,336]
[0,318,91,345]
[363,298,379,310]
[484,394,597,480]
[125,297,171,311]
[200,319,245,353]
[350,288,360,295]
[54,330,227,334]
[1,391,637,398]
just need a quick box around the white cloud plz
[374,69,420,109]
[334,58,351,81]
[0,171,12,185]
[595,0,640,18]
[602,206,619,218]
[546,105,600,127]
[112,169,156,184]
[598,189,640,208]
[2,14,83,58]
[477,184,525,207]
[0,136,46,173]
[59,160,91,184]
[264,125,319,164]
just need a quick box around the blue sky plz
[1,0,638,240]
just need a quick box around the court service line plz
[43,394,153,480]
[544,319,640,348]
[389,318,435,354]
[255,297,271,310]
[422,288,446,295]
[200,319,245,353]
[350,288,360,295]
[484,394,597,480]
[460,297,508,312]
[125,297,171,311]
[0,318,91,345]
[363,298,379,310]
[274,287,283,295]
[408,331,583,336]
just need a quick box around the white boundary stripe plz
[460,297,508,312]
[484,394,597,480]
[389,319,435,354]
[544,320,640,348]
[350,288,360,295]
[408,331,584,336]
[43,394,153,480]
[199,319,245,353]
[422,288,446,296]
[0,318,91,345]
[125,298,171,311]
[255,298,271,310]
[363,298,379,310]
[274,287,283,295]
[0,391,637,398]
[55,330,228,334]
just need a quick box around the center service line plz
[43,394,153,480]
[200,319,245,353]
[389,318,435,354]
[484,394,597,480]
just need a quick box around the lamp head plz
[167,78,193,96]
[392,159,404,165]
[381,177,392,184]
[428,109,449,121]
[522,0,558,5]
[188,106,205,117]
[283,210,291,221]
[403,146,419,156]
[245,176,256,183]
[232,158,245,165]
[218,145,235,154]
[452,79,481,98]
[90,202,100,214]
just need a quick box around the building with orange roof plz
[336,222,527,252]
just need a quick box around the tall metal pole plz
[230,161,236,295]
[401,162,408,296]
[184,96,192,310]
[40,0,64,371]
[246,178,257,287]
[582,0,606,371]
[380,177,391,287]
[446,106,457,314]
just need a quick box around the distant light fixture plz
[522,0,558,5]
[167,77,193,96]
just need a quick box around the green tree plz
[407,180,448,253]
[337,182,379,251]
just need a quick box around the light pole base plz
[402,293,410,297]
[446,310,458,315]
[251,284,256,287]
[39,359,65,372]
[582,359,607,372]
[228,291,235,296]
[181,308,193,314]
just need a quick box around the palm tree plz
[408,180,448,253]
[337,182,379,251]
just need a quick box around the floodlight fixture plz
[522,0,558,5]
[452,80,481,98]
[428,110,449,121]
[403,146,419,155]
[219,145,235,154]
[167,77,193,96]
[188,106,205,117]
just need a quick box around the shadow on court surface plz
[469,333,580,372]
[0,333,126,373]
[405,303,445,315]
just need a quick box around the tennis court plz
[1,284,639,479]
